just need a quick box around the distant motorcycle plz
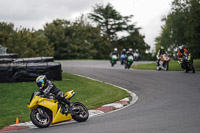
[157,54,170,71]
[111,55,118,67]
[125,55,134,69]
[120,54,126,65]
[178,54,195,73]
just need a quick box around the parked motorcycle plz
[27,90,89,128]
[125,55,134,69]
[120,54,126,65]
[111,55,118,67]
[157,54,170,71]
[178,54,195,73]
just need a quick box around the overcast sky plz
[0,0,173,49]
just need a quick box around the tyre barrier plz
[0,58,16,64]
[0,56,62,83]
[13,57,54,63]
[0,53,18,58]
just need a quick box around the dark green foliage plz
[89,3,133,42]
[43,18,111,59]
[156,0,200,58]
[0,3,150,59]
[89,3,150,60]
[0,22,54,57]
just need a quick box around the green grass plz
[132,59,200,71]
[0,73,130,129]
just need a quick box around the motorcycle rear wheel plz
[71,102,89,122]
[190,64,195,73]
[30,108,52,128]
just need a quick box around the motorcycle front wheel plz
[164,62,169,71]
[71,102,89,122]
[30,108,52,128]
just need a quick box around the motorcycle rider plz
[133,49,139,61]
[120,49,126,64]
[125,48,134,61]
[110,48,119,58]
[126,48,134,57]
[36,75,70,114]
[156,46,167,70]
[177,46,189,69]
[110,48,119,62]
[177,46,188,60]
[121,49,126,55]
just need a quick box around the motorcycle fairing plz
[28,95,72,124]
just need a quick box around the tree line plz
[0,3,150,60]
[155,0,200,58]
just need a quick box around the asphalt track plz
[13,61,200,133]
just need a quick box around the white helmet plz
[178,46,183,50]
[114,48,118,51]
[129,48,133,52]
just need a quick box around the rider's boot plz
[60,98,71,115]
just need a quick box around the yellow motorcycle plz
[27,90,89,128]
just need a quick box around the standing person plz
[156,46,167,70]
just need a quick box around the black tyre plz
[71,102,89,122]
[191,64,195,73]
[165,62,169,71]
[30,108,52,128]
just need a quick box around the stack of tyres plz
[0,53,18,58]
[13,57,54,63]
[0,64,13,82]
[0,55,62,82]
[0,58,15,64]
[11,62,62,82]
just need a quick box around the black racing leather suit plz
[38,80,69,105]
[125,51,134,60]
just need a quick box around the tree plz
[0,21,54,57]
[44,18,112,59]
[89,3,150,59]
[117,29,150,60]
[89,3,133,42]
[185,0,200,58]
[0,22,15,51]
[156,0,200,58]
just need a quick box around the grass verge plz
[132,59,200,71]
[0,73,130,129]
